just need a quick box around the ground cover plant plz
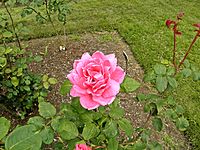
[0,0,200,149]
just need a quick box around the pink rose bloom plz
[67,51,125,110]
[75,144,91,150]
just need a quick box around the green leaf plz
[152,117,163,132]
[80,112,94,123]
[24,86,30,91]
[5,0,16,7]
[34,55,43,62]
[0,117,10,140]
[67,138,82,150]
[167,77,177,88]
[38,96,45,103]
[181,68,192,77]
[28,116,45,129]
[156,76,168,93]
[109,98,120,109]
[40,127,54,144]
[71,98,87,114]
[192,71,200,81]
[0,47,5,56]
[0,57,7,68]
[167,67,175,76]
[118,118,133,137]
[58,13,66,23]
[154,64,166,75]
[144,70,156,82]
[176,117,189,131]
[109,107,124,119]
[53,142,65,150]
[11,76,19,87]
[5,125,42,150]
[137,93,147,101]
[165,109,178,121]
[42,75,48,82]
[137,94,159,102]
[17,68,23,76]
[60,79,72,96]
[3,31,13,38]
[39,102,56,118]
[82,123,100,140]
[25,79,31,85]
[107,137,118,150]
[161,59,170,65]
[141,129,151,143]
[120,76,140,93]
[155,99,166,113]
[57,119,79,140]
[48,78,57,84]
[144,103,158,116]
[175,105,185,115]
[183,59,190,68]
[18,0,29,5]
[103,121,118,138]
[51,116,61,131]
[166,96,176,106]
[5,48,13,54]
[129,141,146,150]
[148,141,162,150]
[5,68,12,74]
[43,81,50,89]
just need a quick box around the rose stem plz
[178,31,200,69]
[173,27,177,71]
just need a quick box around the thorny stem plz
[63,23,67,45]
[27,7,47,21]
[178,31,200,69]
[93,145,106,150]
[134,112,151,142]
[3,2,22,49]
[173,29,177,72]
[121,112,152,147]
[44,0,57,35]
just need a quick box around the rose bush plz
[67,51,125,110]
[75,144,91,150]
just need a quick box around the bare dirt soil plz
[1,31,191,149]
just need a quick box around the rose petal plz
[67,71,77,84]
[76,144,91,150]
[111,66,125,83]
[92,51,106,60]
[106,54,117,65]
[103,79,120,98]
[70,87,80,97]
[81,52,92,61]
[80,95,100,110]
[68,73,86,89]
[105,54,117,72]
[93,95,115,106]
[75,61,84,76]
[73,85,87,95]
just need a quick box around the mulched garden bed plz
[1,31,191,149]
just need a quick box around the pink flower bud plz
[75,144,92,150]
[177,12,184,20]
[166,19,176,28]
[193,23,200,29]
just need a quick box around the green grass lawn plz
[1,0,200,148]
